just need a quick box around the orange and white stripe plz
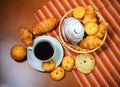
[35,0,120,86]
[95,52,118,86]
[59,0,71,11]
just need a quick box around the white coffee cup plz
[27,36,56,62]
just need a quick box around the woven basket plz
[59,9,107,53]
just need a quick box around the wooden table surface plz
[0,0,80,87]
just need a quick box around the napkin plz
[35,0,120,87]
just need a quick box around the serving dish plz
[59,8,107,53]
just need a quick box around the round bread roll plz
[50,67,65,81]
[73,6,86,19]
[62,56,74,71]
[75,54,95,74]
[10,44,26,61]
[85,22,98,35]
[42,59,56,72]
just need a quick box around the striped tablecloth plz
[35,0,120,87]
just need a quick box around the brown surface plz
[0,0,80,87]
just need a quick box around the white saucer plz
[27,36,64,71]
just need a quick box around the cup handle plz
[27,46,32,51]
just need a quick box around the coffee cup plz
[27,36,56,62]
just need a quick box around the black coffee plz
[34,41,54,60]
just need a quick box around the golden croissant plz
[19,28,33,46]
[33,18,59,35]
[95,22,108,39]
[86,5,95,15]
[83,6,97,25]
[80,36,103,50]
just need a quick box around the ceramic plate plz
[27,36,64,71]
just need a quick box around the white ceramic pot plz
[62,17,84,44]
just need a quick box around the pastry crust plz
[80,36,103,50]
[75,54,95,74]
[83,6,97,25]
[73,6,86,19]
[94,22,108,39]
[42,59,56,72]
[19,28,33,46]
[50,67,65,81]
[62,56,74,71]
[33,18,59,35]
[85,22,98,35]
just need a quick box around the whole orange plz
[10,44,27,61]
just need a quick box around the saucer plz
[27,36,64,71]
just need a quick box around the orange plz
[10,44,26,61]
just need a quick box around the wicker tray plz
[59,9,107,53]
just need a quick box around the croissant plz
[80,36,103,50]
[86,5,95,15]
[95,22,108,39]
[83,6,97,25]
[33,18,59,35]
[19,28,33,46]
